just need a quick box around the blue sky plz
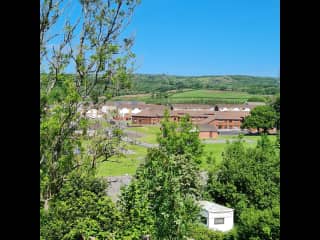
[48,0,279,77]
[125,0,280,77]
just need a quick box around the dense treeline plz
[42,73,279,104]
[131,74,280,95]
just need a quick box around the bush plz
[187,224,225,240]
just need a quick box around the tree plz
[40,0,140,209]
[271,94,280,130]
[118,180,155,239]
[205,135,280,240]
[40,171,122,240]
[241,105,277,133]
[119,113,204,239]
[158,110,204,164]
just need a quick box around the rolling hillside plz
[130,74,280,95]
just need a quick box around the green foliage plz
[241,105,277,133]
[158,110,204,164]
[205,135,280,240]
[238,206,280,240]
[187,224,225,240]
[119,115,204,239]
[40,171,121,240]
[130,74,279,95]
[118,180,155,239]
[271,94,280,130]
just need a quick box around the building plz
[197,124,219,139]
[213,111,249,129]
[132,109,168,125]
[214,103,265,112]
[199,200,234,232]
[86,109,103,119]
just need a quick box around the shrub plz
[187,224,225,240]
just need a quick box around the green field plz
[113,89,267,104]
[126,125,161,144]
[96,125,277,177]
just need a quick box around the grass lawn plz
[127,125,161,144]
[96,144,148,177]
[201,135,277,170]
[95,129,277,176]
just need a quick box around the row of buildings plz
[81,101,266,139]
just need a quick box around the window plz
[214,218,224,224]
[200,216,208,225]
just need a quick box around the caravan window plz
[214,218,224,224]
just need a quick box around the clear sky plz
[125,0,280,77]
[48,0,279,77]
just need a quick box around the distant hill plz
[130,74,280,95]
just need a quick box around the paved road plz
[122,136,158,148]
[203,139,255,144]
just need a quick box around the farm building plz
[199,200,234,232]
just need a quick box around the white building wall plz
[119,108,130,117]
[208,211,234,232]
[131,108,141,114]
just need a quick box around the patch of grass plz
[96,144,148,177]
[127,125,161,144]
[201,135,277,171]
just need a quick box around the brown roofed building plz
[213,111,249,129]
[197,124,219,139]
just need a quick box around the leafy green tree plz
[271,94,280,130]
[40,171,122,240]
[205,135,280,240]
[120,114,204,239]
[40,0,140,209]
[158,110,204,164]
[241,105,277,133]
[118,180,155,239]
[237,206,280,240]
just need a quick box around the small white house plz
[199,200,234,232]
[86,109,103,119]
[101,105,117,113]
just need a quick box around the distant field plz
[113,89,267,104]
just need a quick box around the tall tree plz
[205,135,280,240]
[120,113,204,239]
[40,0,140,209]
[241,105,277,133]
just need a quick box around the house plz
[132,109,169,125]
[214,104,258,112]
[197,124,219,139]
[213,111,249,129]
[199,200,234,232]
[86,109,103,119]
